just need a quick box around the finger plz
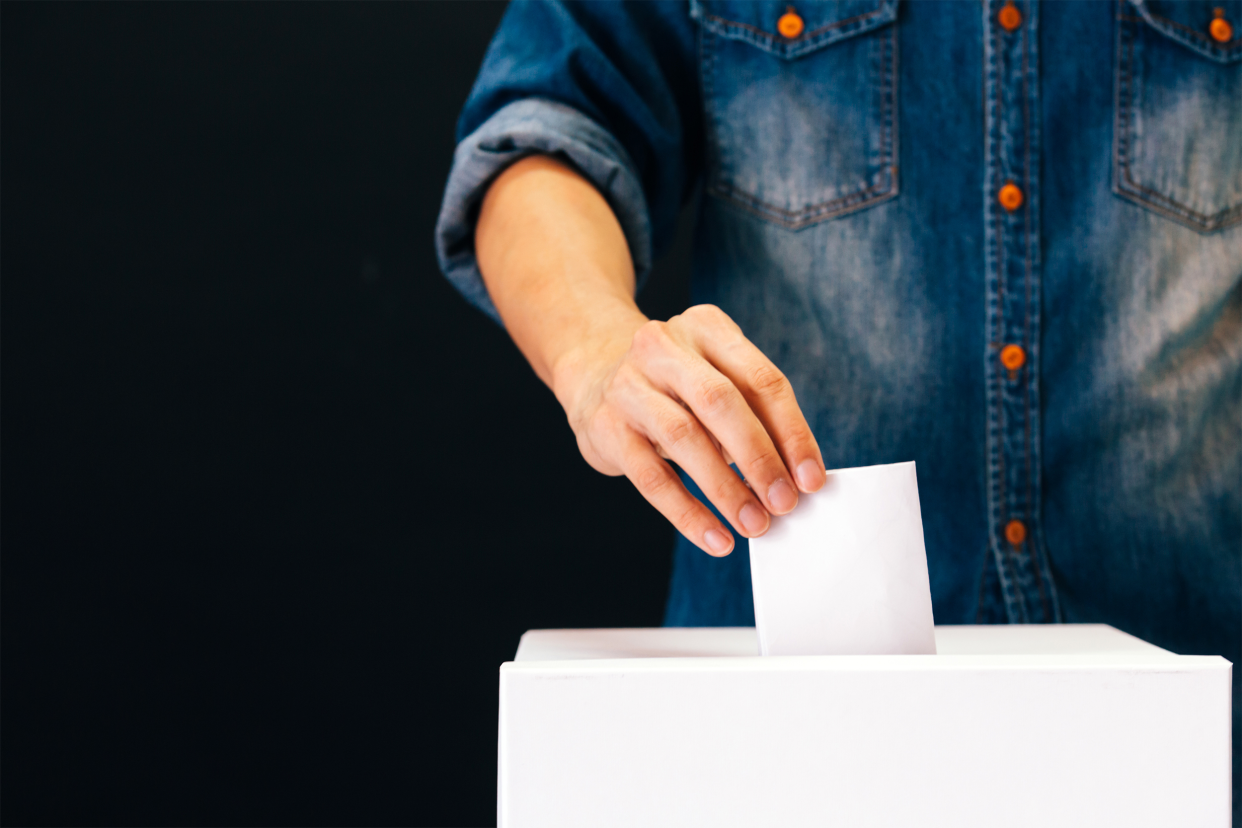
[619,383,770,539]
[631,322,798,516]
[616,428,736,557]
[656,402,734,465]
[690,321,826,494]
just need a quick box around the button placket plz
[982,0,1061,624]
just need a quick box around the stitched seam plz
[979,0,995,622]
[1115,189,1242,230]
[707,177,888,219]
[702,13,898,227]
[702,1,886,45]
[890,19,900,201]
[1120,174,1242,226]
[1018,9,1048,620]
[1120,12,1143,204]
[990,2,1015,618]
[707,173,894,221]
[701,27,720,205]
[1143,11,1241,48]
[709,184,898,228]
[995,5,1005,577]
[884,20,898,197]
[1116,9,1242,229]
[1116,0,1131,204]
[1118,11,1242,51]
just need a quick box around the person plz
[436,0,1240,817]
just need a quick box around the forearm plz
[475,154,647,411]
[474,153,823,554]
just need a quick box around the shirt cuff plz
[435,98,653,325]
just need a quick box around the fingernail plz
[739,502,769,537]
[705,528,734,555]
[767,478,797,514]
[796,459,825,492]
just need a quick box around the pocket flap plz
[690,0,898,60]
[1127,0,1241,63]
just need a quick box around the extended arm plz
[476,155,826,555]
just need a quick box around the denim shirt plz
[437,0,1241,808]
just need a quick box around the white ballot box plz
[498,625,1231,827]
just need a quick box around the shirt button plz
[998,2,1022,31]
[1210,9,1233,43]
[778,8,805,39]
[998,182,1024,211]
[1000,343,1026,370]
[1005,519,1027,546]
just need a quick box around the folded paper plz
[749,460,936,656]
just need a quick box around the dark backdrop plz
[1,3,692,825]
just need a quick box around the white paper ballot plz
[749,460,936,656]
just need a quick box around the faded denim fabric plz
[437,1,1241,815]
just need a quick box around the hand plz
[553,304,826,556]
[472,156,824,554]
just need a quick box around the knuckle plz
[630,320,670,354]
[609,362,640,395]
[745,448,786,476]
[785,432,818,456]
[586,406,619,438]
[635,463,673,494]
[657,410,697,447]
[712,477,743,505]
[684,303,727,325]
[749,364,791,398]
[695,378,737,414]
[675,500,705,529]
[577,418,613,459]
[578,437,621,477]
[569,406,598,441]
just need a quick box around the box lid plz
[513,624,1174,663]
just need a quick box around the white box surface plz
[499,625,1231,827]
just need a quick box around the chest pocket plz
[1115,0,1242,232]
[690,0,899,230]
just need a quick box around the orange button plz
[998,2,1022,31]
[1005,519,1027,546]
[778,8,805,39]
[998,182,1024,211]
[1210,10,1233,43]
[1000,343,1026,370]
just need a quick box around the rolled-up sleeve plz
[434,0,700,324]
[436,99,652,324]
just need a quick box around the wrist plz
[549,308,646,421]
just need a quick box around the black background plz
[2,3,693,825]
